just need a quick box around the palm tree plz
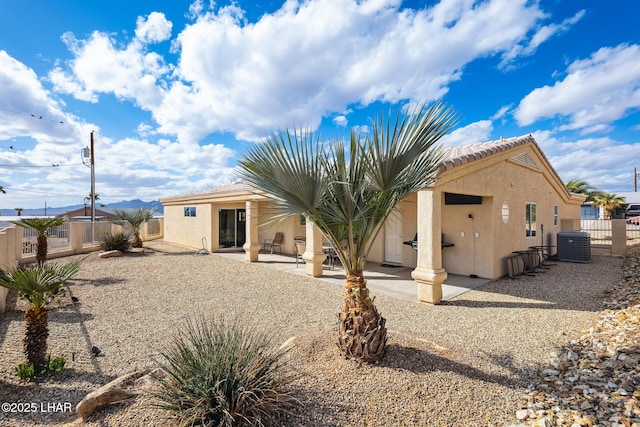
[11,217,68,265]
[565,179,602,202]
[593,192,626,219]
[0,262,80,372]
[113,207,155,248]
[0,185,6,194]
[239,102,456,362]
[15,208,23,216]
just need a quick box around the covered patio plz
[215,250,489,302]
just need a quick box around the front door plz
[219,209,246,249]
[384,212,403,264]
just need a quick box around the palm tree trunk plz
[36,233,48,265]
[132,231,143,248]
[338,271,387,362]
[23,306,49,372]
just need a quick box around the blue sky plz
[1,0,639,209]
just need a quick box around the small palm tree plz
[12,217,68,265]
[113,208,155,248]
[0,262,80,372]
[15,208,23,216]
[239,102,456,362]
[593,192,626,219]
[565,179,602,202]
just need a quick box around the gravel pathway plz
[0,241,622,426]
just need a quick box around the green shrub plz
[16,355,66,381]
[16,362,36,381]
[99,231,130,252]
[151,316,299,426]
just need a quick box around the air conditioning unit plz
[557,232,591,263]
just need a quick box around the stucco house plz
[160,134,585,303]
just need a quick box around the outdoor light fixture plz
[502,201,509,223]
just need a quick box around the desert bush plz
[151,316,299,426]
[99,231,131,252]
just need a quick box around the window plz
[553,205,558,226]
[184,206,196,217]
[525,202,536,237]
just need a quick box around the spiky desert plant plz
[112,208,155,248]
[239,102,456,362]
[11,217,67,265]
[99,231,131,252]
[151,316,299,427]
[0,261,80,372]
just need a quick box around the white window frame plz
[526,202,536,237]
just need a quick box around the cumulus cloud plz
[48,12,173,108]
[47,0,552,143]
[441,120,493,147]
[499,9,585,70]
[515,44,640,133]
[533,130,640,191]
[333,115,348,126]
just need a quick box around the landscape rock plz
[76,369,149,419]
[98,250,123,258]
[517,251,640,426]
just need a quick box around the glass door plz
[219,209,246,248]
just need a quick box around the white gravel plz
[0,241,623,426]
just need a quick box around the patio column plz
[243,201,261,262]
[411,188,447,304]
[303,220,326,277]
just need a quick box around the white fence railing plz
[5,218,164,264]
[580,219,640,247]
[22,223,71,255]
[82,221,114,245]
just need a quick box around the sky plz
[0,0,639,210]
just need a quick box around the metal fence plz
[22,223,70,255]
[147,218,161,236]
[580,219,640,246]
[82,221,113,245]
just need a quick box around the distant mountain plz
[0,199,163,217]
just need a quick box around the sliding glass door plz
[219,209,246,248]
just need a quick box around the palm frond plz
[238,102,457,276]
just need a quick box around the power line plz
[0,106,65,124]
[2,186,86,199]
[0,163,83,168]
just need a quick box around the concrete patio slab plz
[214,250,489,303]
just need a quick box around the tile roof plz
[441,134,535,171]
[163,134,563,202]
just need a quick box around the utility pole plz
[635,167,637,192]
[90,131,96,242]
[81,132,96,242]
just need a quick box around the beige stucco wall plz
[163,203,214,251]
[162,199,305,255]
[161,142,582,281]
[434,144,582,279]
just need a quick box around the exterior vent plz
[557,232,591,263]
[511,152,540,170]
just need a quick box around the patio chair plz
[263,232,284,254]
[294,239,306,267]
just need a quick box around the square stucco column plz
[411,188,447,304]
[303,220,326,277]
[242,201,261,262]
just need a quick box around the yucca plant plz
[112,208,155,248]
[151,316,299,426]
[11,217,67,265]
[239,102,456,362]
[99,231,131,252]
[0,261,80,372]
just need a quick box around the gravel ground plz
[0,241,623,426]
